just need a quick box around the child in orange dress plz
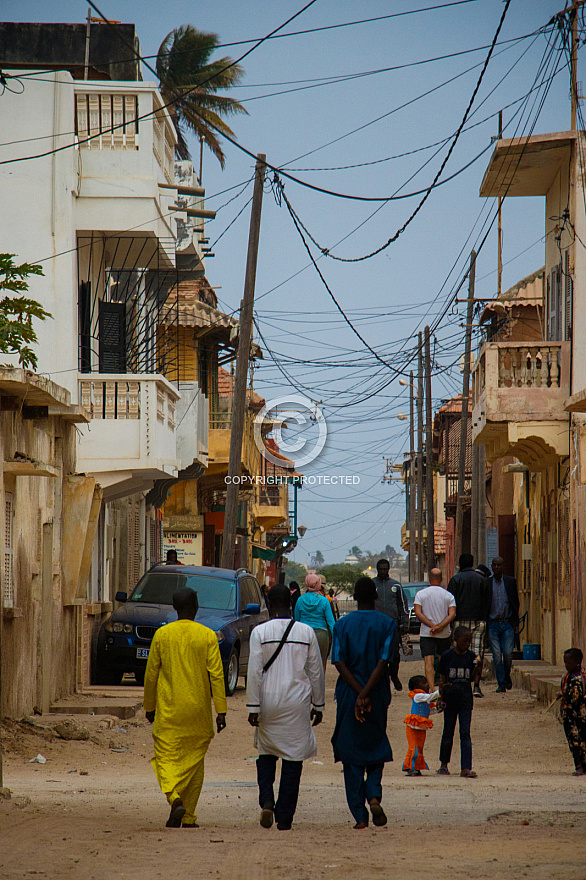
[403,674,442,777]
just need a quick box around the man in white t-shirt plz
[414,568,457,692]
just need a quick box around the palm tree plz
[156,26,247,168]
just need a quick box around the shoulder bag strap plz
[263,619,296,674]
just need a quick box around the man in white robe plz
[246,584,325,830]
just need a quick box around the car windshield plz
[129,573,236,611]
[403,585,428,602]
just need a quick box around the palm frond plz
[157,25,247,166]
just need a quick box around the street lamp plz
[396,414,408,421]
[297,525,307,537]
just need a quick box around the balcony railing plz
[210,407,232,429]
[471,340,570,466]
[472,341,569,412]
[74,84,176,187]
[77,374,180,486]
[258,485,281,506]
[75,92,138,150]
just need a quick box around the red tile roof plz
[218,366,265,408]
[437,393,469,415]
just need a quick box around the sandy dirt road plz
[1,658,585,880]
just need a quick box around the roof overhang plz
[479,131,576,198]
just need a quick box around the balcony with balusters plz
[73,81,177,252]
[471,340,570,469]
[76,374,181,500]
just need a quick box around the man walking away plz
[373,559,409,691]
[413,569,456,693]
[246,585,325,831]
[448,553,491,698]
[331,577,396,829]
[144,588,227,828]
[487,556,519,693]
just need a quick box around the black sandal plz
[166,798,186,828]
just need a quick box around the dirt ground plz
[1,657,585,880]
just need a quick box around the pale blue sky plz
[1,1,576,566]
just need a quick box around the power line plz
[275,1,512,264]
[0,0,319,167]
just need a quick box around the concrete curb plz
[509,660,565,721]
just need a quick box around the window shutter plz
[149,519,157,568]
[127,499,142,590]
[99,301,126,373]
[564,250,572,342]
[3,493,14,608]
[79,281,92,373]
[547,266,563,340]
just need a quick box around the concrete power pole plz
[416,334,425,580]
[221,154,266,570]
[455,250,476,565]
[425,326,435,573]
[409,370,416,582]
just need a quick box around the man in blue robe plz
[331,577,397,829]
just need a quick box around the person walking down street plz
[331,577,396,829]
[373,558,409,691]
[437,626,481,779]
[402,674,441,778]
[447,553,491,698]
[144,588,227,828]
[246,585,325,830]
[329,589,340,621]
[556,647,586,776]
[288,581,301,612]
[486,556,520,694]
[413,569,456,693]
[294,573,336,668]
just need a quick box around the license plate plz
[136,648,150,659]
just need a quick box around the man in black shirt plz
[373,559,408,691]
[447,553,491,699]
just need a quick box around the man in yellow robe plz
[144,587,227,828]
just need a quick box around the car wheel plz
[94,667,123,686]
[224,647,239,697]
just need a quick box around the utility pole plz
[424,326,435,573]
[571,0,581,132]
[497,110,503,296]
[416,333,425,580]
[471,442,479,564]
[470,435,487,568]
[84,8,91,80]
[409,370,416,582]
[455,250,476,565]
[221,154,266,570]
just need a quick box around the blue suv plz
[94,565,269,695]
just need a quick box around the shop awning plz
[252,543,276,561]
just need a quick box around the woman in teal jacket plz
[294,573,336,668]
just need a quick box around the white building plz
[0,52,211,679]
